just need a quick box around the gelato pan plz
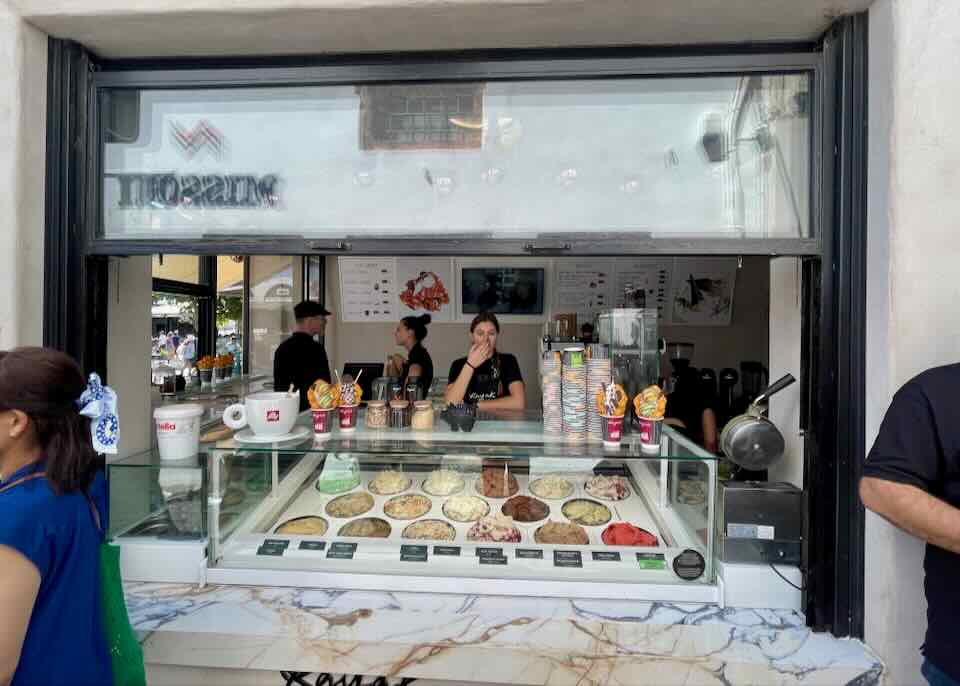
[368,470,412,495]
[467,514,521,543]
[601,522,659,547]
[422,469,466,496]
[476,467,519,498]
[534,521,589,545]
[338,517,391,538]
[501,495,550,523]
[584,475,630,501]
[442,495,490,523]
[561,499,612,526]
[402,519,456,541]
[325,492,375,518]
[274,516,328,536]
[528,476,574,500]
[383,494,432,520]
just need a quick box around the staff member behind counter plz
[273,300,331,411]
[445,312,525,410]
[386,314,434,396]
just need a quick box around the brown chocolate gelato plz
[501,495,550,523]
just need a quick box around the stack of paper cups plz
[541,351,562,434]
[586,356,612,442]
[561,347,587,442]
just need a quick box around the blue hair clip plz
[77,373,119,454]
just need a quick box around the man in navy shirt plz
[273,301,332,411]
[861,364,960,686]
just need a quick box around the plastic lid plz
[414,401,432,409]
[390,400,410,408]
[154,403,205,419]
[367,400,386,407]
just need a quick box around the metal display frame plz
[42,32,868,638]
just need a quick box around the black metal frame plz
[43,35,868,638]
[802,14,868,638]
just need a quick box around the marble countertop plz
[128,582,883,685]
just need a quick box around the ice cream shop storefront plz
[36,7,881,684]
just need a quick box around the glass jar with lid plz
[366,400,388,429]
[411,401,434,431]
[389,400,410,429]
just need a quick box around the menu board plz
[554,259,616,324]
[396,258,455,322]
[338,258,398,322]
[613,258,673,322]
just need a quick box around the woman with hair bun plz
[389,314,434,396]
[0,347,115,686]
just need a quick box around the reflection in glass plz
[103,74,811,241]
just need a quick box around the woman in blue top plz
[0,347,112,686]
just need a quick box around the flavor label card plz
[515,549,544,560]
[433,546,461,557]
[476,547,504,558]
[298,541,326,551]
[637,552,666,570]
[553,550,583,568]
[592,551,621,562]
[479,556,507,566]
[262,539,290,549]
[327,542,358,560]
[257,544,285,557]
[400,545,428,562]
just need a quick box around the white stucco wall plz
[865,0,960,683]
[0,0,46,348]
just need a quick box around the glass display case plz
[109,411,718,600]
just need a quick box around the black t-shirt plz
[864,364,960,679]
[401,342,434,397]
[273,332,331,411]
[448,352,523,403]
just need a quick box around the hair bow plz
[77,373,119,454]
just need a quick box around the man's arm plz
[860,477,960,555]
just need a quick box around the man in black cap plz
[273,300,332,411]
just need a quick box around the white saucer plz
[234,426,312,445]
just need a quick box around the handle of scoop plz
[753,373,796,404]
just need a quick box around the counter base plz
[130,582,882,686]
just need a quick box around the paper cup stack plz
[541,351,563,434]
[586,348,611,442]
[561,347,587,442]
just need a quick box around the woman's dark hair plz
[0,347,100,494]
[401,314,431,342]
[469,311,500,333]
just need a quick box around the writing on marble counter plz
[281,672,417,686]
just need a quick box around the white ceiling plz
[11,0,874,59]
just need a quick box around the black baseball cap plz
[294,300,331,319]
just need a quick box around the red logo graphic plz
[170,120,225,160]
[157,422,177,432]
[266,410,281,423]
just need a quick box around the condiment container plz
[366,400,388,429]
[390,400,410,429]
[154,403,205,461]
[411,401,434,430]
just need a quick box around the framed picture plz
[455,258,550,324]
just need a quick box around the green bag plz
[86,494,147,686]
[99,542,147,686]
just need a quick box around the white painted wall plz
[107,256,154,459]
[864,0,960,682]
[0,1,46,348]
[767,257,803,488]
